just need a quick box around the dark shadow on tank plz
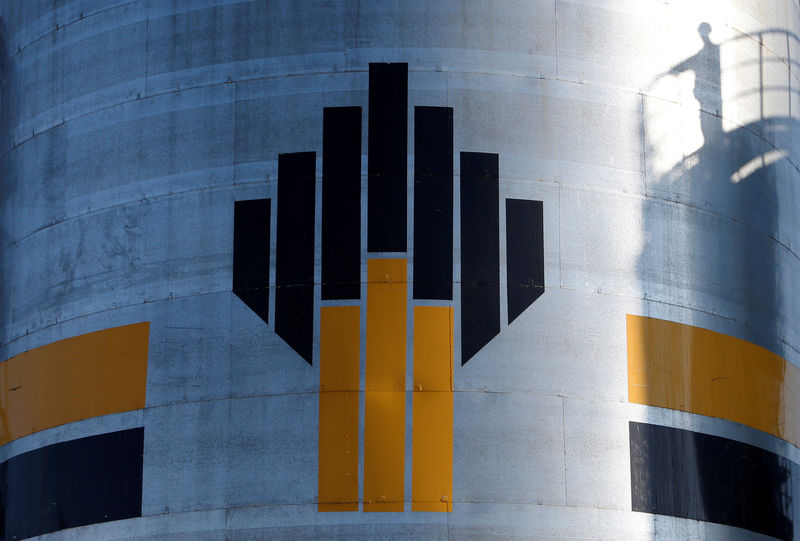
[641,23,795,346]
[637,23,795,539]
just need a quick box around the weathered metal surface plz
[1,0,799,539]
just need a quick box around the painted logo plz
[232,63,544,512]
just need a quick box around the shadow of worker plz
[672,22,722,142]
[651,22,789,340]
[638,21,794,541]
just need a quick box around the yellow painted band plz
[412,306,453,512]
[0,322,149,446]
[627,314,800,445]
[364,258,407,512]
[364,391,405,512]
[318,306,360,511]
[365,259,407,392]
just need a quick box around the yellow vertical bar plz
[318,306,360,512]
[364,258,407,512]
[412,306,453,512]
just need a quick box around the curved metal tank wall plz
[1,1,799,539]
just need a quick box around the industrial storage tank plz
[1,1,799,539]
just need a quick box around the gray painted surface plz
[1,0,799,539]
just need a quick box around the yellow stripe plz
[320,306,361,393]
[364,391,405,512]
[627,314,800,445]
[318,306,360,512]
[364,258,407,512]
[365,259,407,391]
[412,306,453,512]
[0,322,149,446]
[318,392,359,511]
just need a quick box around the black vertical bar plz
[368,63,408,253]
[322,107,362,300]
[233,199,271,323]
[460,152,500,365]
[629,422,794,541]
[1,428,144,541]
[275,151,316,364]
[413,106,453,300]
[506,199,544,323]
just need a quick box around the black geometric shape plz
[275,151,316,364]
[368,62,408,253]
[460,152,500,365]
[0,428,144,541]
[322,106,362,300]
[233,198,271,323]
[413,106,453,300]
[629,422,793,541]
[506,199,544,323]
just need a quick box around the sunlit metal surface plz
[0,0,798,539]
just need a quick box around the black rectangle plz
[233,198,271,323]
[0,428,144,541]
[322,107,362,300]
[368,63,408,253]
[276,151,316,364]
[460,152,500,364]
[506,199,544,323]
[413,106,453,300]
[629,422,793,541]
